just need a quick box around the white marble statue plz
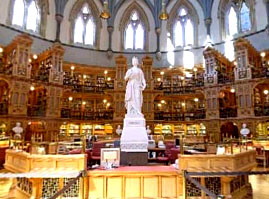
[240,123,250,137]
[120,57,149,153]
[12,122,23,140]
[116,125,122,135]
[124,56,146,117]
[146,125,151,134]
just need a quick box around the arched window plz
[11,0,41,33]
[73,4,96,46]
[173,7,194,47]
[124,11,145,50]
[219,0,254,38]
[168,0,199,49]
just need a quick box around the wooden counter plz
[86,166,182,199]
[179,150,256,172]
[4,149,86,173]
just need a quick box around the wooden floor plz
[0,167,269,199]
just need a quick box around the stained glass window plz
[228,7,238,36]
[12,0,25,26]
[73,4,96,46]
[12,0,41,33]
[26,0,40,31]
[173,7,194,47]
[226,1,252,37]
[124,11,145,50]
[240,3,251,32]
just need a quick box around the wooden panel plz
[107,177,122,198]
[161,176,177,198]
[125,177,140,198]
[89,177,104,199]
[143,177,158,198]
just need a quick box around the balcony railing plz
[154,109,206,121]
[217,73,234,84]
[254,104,269,116]
[155,82,204,95]
[219,107,237,118]
[27,106,46,117]
[61,109,113,120]
[0,102,8,115]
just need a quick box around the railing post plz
[182,170,187,199]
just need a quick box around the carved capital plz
[107,26,114,33]
[55,14,63,23]
[204,18,212,25]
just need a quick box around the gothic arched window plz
[219,0,254,39]
[11,0,41,33]
[168,0,198,49]
[173,7,194,47]
[124,11,145,50]
[73,4,96,46]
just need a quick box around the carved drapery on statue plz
[124,58,146,116]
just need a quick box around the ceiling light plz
[260,52,266,58]
[159,0,169,20]
[100,0,110,19]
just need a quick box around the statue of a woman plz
[125,57,146,117]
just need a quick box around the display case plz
[174,124,185,136]
[186,124,197,135]
[81,124,92,135]
[68,124,80,135]
[93,124,105,135]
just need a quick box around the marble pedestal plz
[120,116,148,165]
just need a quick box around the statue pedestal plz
[120,116,148,165]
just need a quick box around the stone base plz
[120,117,148,152]
[120,152,148,166]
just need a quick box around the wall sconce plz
[264,90,269,95]
[157,77,161,82]
[103,99,107,103]
[83,75,87,79]
[29,58,32,63]
[68,96,73,101]
[33,54,38,60]
[230,88,235,93]
[194,98,199,102]
[30,85,35,91]
[261,52,266,58]
[0,47,3,53]
[106,103,111,107]
[160,71,165,76]
[82,101,86,105]
[161,100,166,104]
[159,0,168,20]
[157,103,162,108]
[100,0,110,19]
[181,102,186,107]
[107,77,111,81]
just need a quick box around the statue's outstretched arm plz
[141,71,146,90]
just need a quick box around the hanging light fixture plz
[159,0,169,20]
[100,0,110,19]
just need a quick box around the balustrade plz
[61,109,113,120]
[154,109,205,121]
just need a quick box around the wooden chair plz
[254,146,266,168]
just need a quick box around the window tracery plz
[11,0,41,33]
[219,0,255,39]
[73,4,96,46]
[124,11,145,50]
